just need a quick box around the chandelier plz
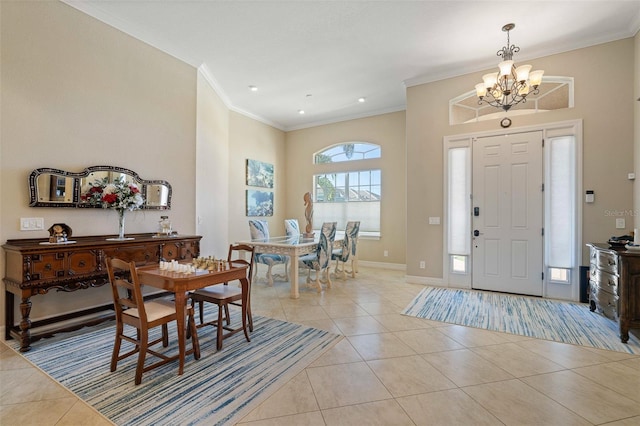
[475,23,544,111]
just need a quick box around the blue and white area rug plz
[7,311,341,425]
[402,287,640,355]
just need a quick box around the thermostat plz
[585,190,594,203]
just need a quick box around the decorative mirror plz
[29,166,172,209]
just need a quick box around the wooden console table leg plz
[620,322,630,343]
[4,291,14,341]
[18,296,32,352]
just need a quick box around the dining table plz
[136,261,249,375]
[237,233,344,299]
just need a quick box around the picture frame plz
[246,159,274,188]
[246,190,274,216]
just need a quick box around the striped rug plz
[7,310,341,425]
[402,286,640,355]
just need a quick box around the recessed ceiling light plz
[298,110,305,115]
[248,85,258,92]
[358,97,366,103]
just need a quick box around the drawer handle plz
[608,279,615,287]
[45,263,52,271]
[608,260,616,266]
[78,260,86,267]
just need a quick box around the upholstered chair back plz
[347,221,360,256]
[248,219,269,240]
[284,219,300,237]
[316,222,337,269]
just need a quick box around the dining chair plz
[332,221,360,279]
[299,222,337,292]
[248,219,288,286]
[284,218,300,237]
[106,257,201,385]
[189,244,255,350]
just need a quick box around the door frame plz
[442,119,583,301]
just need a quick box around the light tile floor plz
[1,266,640,425]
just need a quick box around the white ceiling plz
[63,0,640,131]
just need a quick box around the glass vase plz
[117,209,126,240]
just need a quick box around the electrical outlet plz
[383,250,388,257]
[419,261,426,269]
[428,217,440,225]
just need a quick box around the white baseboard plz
[357,260,406,271]
[405,275,445,286]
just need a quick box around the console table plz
[3,233,201,352]
[587,243,640,343]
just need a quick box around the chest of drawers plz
[3,234,201,351]
[587,243,640,343]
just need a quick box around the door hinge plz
[541,183,544,192]
[541,227,544,236]
[542,139,545,147]
[541,272,544,280]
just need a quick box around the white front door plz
[472,131,543,296]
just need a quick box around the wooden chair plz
[189,244,255,350]
[106,257,201,385]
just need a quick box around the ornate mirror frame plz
[29,166,172,210]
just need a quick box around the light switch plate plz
[428,217,440,225]
[616,218,626,229]
[20,217,45,231]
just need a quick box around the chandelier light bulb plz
[483,72,498,88]
[529,70,544,87]
[515,64,532,82]
[498,60,514,77]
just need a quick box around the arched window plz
[312,142,381,236]
[314,142,381,164]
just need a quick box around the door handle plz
[473,230,482,237]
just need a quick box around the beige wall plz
[196,71,231,257]
[0,1,215,327]
[285,111,407,265]
[406,38,636,280]
[228,112,286,244]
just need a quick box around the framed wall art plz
[246,189,274,216]
[246,159,274,188]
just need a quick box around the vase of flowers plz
[81,176,145,240]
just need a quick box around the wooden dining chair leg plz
[242,310,251,343]
[110,322,124,372]
[135,329,149,385]
[161,324,169,347]
[188,310,201,360]
[224,304,231,325]
[216,304,224,350]
[198,300,205,324]
[247,302,253,332]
